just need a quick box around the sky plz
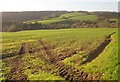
[0,0,119,12]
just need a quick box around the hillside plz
[2,11,68,22]
[2,11,118,32]
[25,12,98,24]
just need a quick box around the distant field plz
[24,12,98,24]
[63,29,118,80]
[109,18,118,22]
[37,18,66,24]
[59,12,86,19]
[1,28,119,80]
[69,15,98,22]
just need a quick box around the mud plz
[5,56,27,80]
[2,32,115,80]
[53,62,100,80]
[81,32,116,64]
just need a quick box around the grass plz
[63,28,118,80]
[59,12,86,18]
[23,53,64,80]
[69,15,98,22]
[24,12,99,24]
[26,18,66,24]
[1,28,118,80]
[25,70,64,80]
[2,28,116,55]
[63,51,84,66]
[79,32,119,80]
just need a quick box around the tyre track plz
[3,32,115,80]
[81,32,116,64]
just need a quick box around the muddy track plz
[2,40,76,60]
[53,62,100,80]
[81,32,116,64]
[3,32,115,80]
[5,56,27,80]
[38,40,77,63]
[51,32,115,80]
[38,40,58,64]
[2,41,42,59]
[14,32,115,80]
[36,40,96,80]
[38,40,101,80]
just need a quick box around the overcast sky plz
[0,0,119,12]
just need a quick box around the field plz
[1,28,119,80]
[24,12,98,24]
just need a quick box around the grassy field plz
[24,12,98,24]
[25,18,67,24]
[1,28,119,80]
[63,29,118,80]
[82,33,118,80]
[60,12,86,18]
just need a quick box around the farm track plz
[38,40,58,64]
[53,62,100,80]
[2,32,115,80]
[38,40,77,63]
[81,32,116,64]
[5,56,27,80]
[38,33,115,80]
[38,40,100,80]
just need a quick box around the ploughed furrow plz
[53,62,97,80]
[81,32,116,64]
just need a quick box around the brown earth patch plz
[5,55,28,80]
[81,32,116,64]
[53,62,101,80]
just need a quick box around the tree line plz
[2,17,117,32]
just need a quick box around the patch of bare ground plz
[53,62,101,80]
[4,56,27,80]
[39,40,78,64]
[36,40,102,80]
